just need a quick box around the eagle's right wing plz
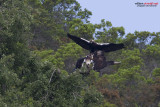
[95,43,124,52]
[67,33,91,50]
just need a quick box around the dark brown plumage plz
[93,51,120,71]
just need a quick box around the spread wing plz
[67,33,91,50]
[95,43,124,52]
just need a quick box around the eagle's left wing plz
[67,33,91,50]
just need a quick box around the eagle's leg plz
[98,70,103,77]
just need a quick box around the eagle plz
[67,33,124,74]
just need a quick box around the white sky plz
[76,0,160,34]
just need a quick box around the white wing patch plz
[81,38,90,43]
[97,43,110,45]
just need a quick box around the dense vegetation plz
[0,0,160,106]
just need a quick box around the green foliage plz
[85,70,99,85]
[108,66,145,88]
[120,49,144,69]
[153,68,160,77]
[68,18,95,40]
[95,19,125,43]
[34,43,84,70]
[34,49,54,62]
[0,55,20,93]
[82,87,103,107]
[142,45,160,59]
[100,101,117,107]
[0,0,32,71]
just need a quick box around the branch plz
[42,69,56,102]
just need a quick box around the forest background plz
[0,0,160,107]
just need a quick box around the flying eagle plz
[67,33,124,74]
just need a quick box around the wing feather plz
[95,43,124,52]
[67,33,91,50]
